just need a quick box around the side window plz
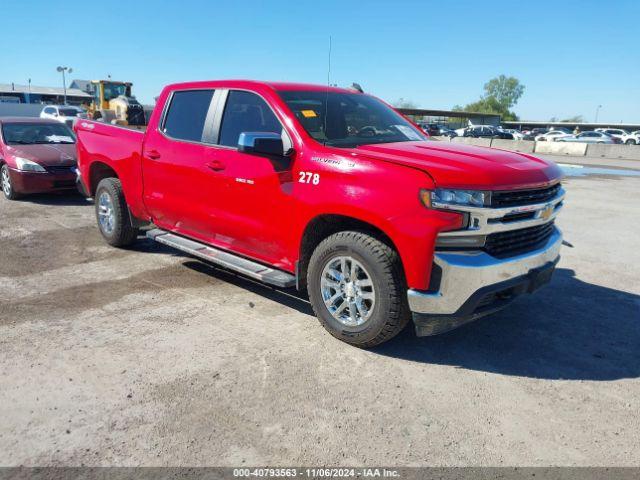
[219,90,283,148]
[44,107,55,114]
[162,90,214,142]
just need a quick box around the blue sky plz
[3,0,638,123]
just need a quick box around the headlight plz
[421,188,490,208]
[15,157,46,173]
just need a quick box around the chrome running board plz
[146,228,296,288]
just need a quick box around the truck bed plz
[75,120,148,219]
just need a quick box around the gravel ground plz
[0,158,639,467]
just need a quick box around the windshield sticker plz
[393,125,423,141]
[46,135,74,143]
[301,110,317,118]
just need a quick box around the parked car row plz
[459,125,515,139]
[411,121,640,145]
[456,126,638,145]
[595,128,640,145]
[418,123,458,137]
[528,128,624,144]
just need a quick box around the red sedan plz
[0,117,78,200]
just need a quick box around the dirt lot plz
[1,159,639,467]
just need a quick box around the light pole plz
[56,66,73,105]
[595,104,602,124]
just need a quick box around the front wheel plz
[307,231,410,348]
[1,164,21,200]
[95,178,139,247]
[626,139,636,145]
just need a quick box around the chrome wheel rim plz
[97,191,115,235]
[320,255,376,327]
[1,167,11,197]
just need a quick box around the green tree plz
[484,75,525,112]
[454,75,525,121]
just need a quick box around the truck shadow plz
[168,258,640,381]
[18,191,92,206]
[182,260,314,316]
[373,268,640,381]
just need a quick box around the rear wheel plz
[95,178,138,247]
[1,164,21,200]
[307,231,410,348]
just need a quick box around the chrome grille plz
[46,165,76,174]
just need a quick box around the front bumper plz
[408,227,562,336]
[9,167,77,194]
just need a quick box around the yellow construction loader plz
[86,80,146,126]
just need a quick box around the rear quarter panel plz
[75,121,148,219]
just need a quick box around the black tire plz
[94,177,138,247]
[307,231,410,348]
[1,164,21,200]
[626,139,636,145]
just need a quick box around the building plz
[68,79,95,94]
[397,108,501,129]
[0,82,92,105]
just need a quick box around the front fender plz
[292,155,463,290]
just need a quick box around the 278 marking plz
[298,171,320,185]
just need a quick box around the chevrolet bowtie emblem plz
[540,204,554,221]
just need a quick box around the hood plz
[6,143,76,167]
[352,141,562,190]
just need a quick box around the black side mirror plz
[238,132,289,157]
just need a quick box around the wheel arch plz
[297,213,403,290]
[88,161,119,196]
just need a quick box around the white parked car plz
[556,131,620,144]
[595,128,639,145]
[535,130,573,142]
[40,105,87,127]
[627,131,640,145]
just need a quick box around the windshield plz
[58,108,81,117]
[278,90,426,148]
[103,83,127,101]
[1,123,76,145]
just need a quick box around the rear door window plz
[162,90,215,142]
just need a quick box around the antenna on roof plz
[327,35,332,87]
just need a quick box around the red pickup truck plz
[75,80,564,347]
